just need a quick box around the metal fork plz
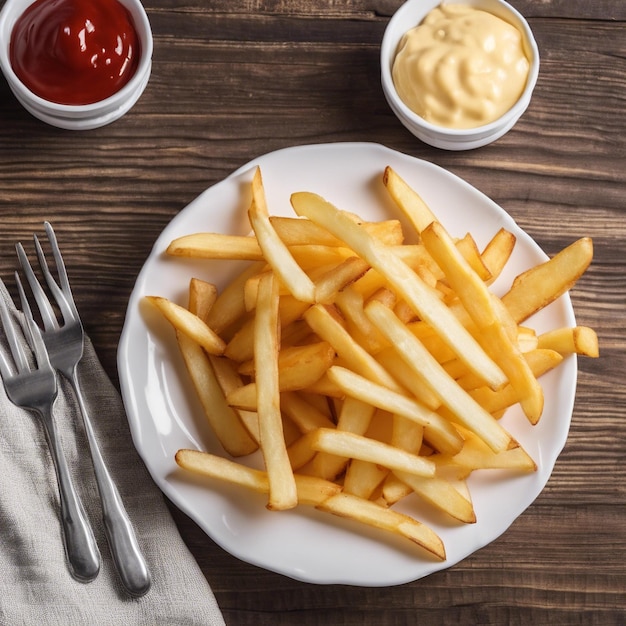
[0,276,101,582]
[17,222,151,597]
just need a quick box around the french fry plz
[327,365,464,455]
[286,431,318,471]
[176,331,258,456]
[420,221,544,424]
[175,449,341,505]
[537,326,599,358]
[455,233,492,282]
[343,459,389,499]
[303,304,401,392]
[334,287,389,354]
[306,397,379,481]
[394,471,476,523]
[270,215,405,246]
[314,256,370,304]
[187,278,218,323]
[375,347,441,410]
[208,354,260,442]
[317,492,445,560]
[290,191,507,391]
[227,343,335,411]
[382,166,437,234]
[481,227,516,284]
[237,341,335,378]
[206,261,266,335]
[225,294,311,362]
[310,429,436,480]
[280,390,336,433]
[465,349,563,416]
[145,295,226,355]
[176,449,269,492]
[167,233,264,260]
[364,299,511,452]
[432,428,537,473]
[254,272,297,510]
[249,168,316,303]
[501,237,593,324]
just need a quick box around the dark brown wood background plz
[1,1,624,623]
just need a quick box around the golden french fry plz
[382,166,437,234]
[228,255,370,363]
[270,215,405,246]
[394,471,476,524]
[249,168,316,303]
[421,221,544,424]
[146,295,226,355]
[455,233,492,282]
[466,349,563,416]
[334,287,389,354]
[380,473,413,506]
[314,256,370,304]
[176,449,268,492]
[343,458,389,499]
[481,227,516,284]
[294,474,344,505]
[391,414,424,453]
[317,492,445,560]
[167,233,263,260]
[364,299,511,452]
[176,331,258,456]
[432,428,537,473]
[326,365,464,455]
[290,191,507,391]
[310,428,435,478]
[227,343,336,411]
[537,326,599,358]
[501,237,593,324]
[208,354,260,442]
[280,390,337,433]
[206,261,266,335]
[254,271,297,511]
[375,347,441,410]
[238,341,335,378]
[175,449,341,505]
[286,431,318,471]
[303,304,401,392]
[290,245,354,269]
[188,278,218,323]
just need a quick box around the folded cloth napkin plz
[0,283,225,626]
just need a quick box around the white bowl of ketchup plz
[0,0,153,130]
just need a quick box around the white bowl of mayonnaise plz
[381,0,539,150]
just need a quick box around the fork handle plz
[71,373,151,597]
[41,407,101,583]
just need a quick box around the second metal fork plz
[17,223,151,597]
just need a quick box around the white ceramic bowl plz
[381,0,539,150]
[0,0,153,130]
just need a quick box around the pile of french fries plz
[146,166,598,561]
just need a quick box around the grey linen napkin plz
[0,283,225,626]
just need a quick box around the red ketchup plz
[10,0,140,105]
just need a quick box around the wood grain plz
[0,0,624,623]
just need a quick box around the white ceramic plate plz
[118,142,577,586]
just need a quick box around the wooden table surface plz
[1,1,624,623]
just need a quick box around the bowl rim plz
[0,0,154,113]
[380,0,540,138]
